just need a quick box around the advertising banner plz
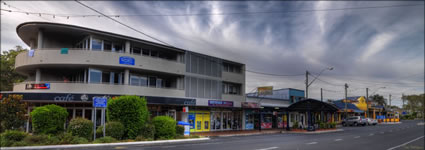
[241,102,260,108]
[208,100,233,107]
[119,56,135,65]
[258,86,273,95]
[25,83,50,90]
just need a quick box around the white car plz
[366,118,378,125]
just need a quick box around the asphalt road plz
[69,120,424,150]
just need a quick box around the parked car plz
[342,116,367,126]
[366,118,378,125]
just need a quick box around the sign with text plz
[25,83,50,90]
[208,100,233,107]
[241,102,260,108]
[182,106,189,112]
[257,86,273,95]
[93,97,107,108]
[119,56,135,65]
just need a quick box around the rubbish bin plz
[177,121,191,136]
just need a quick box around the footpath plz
[192,128,344,137]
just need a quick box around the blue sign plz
[188,113,195,129]
[402,111,407,115]
[93,97,107,108]
[119,56,135,65]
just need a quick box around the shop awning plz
[288,99,339,112]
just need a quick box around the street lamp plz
[305,67,334,98]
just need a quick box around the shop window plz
[103,41,112,51]
[89,69,102,83]
[91,38,102,51]
[150,51,158,57]
[197,121,201,130]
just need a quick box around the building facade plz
[4,22,246,132]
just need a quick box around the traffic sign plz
[93,97,107,108]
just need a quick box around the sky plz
[1,1,424,107]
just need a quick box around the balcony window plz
[132,47,142,55]
[89,69,102,83]
[91,38,102,51]
[222,82,241,95]
[149,76,157,87]
[113,44,123,53]
[130,75,140,86]
[142,49,150,56]
[156,78,162,88]
[150,51,158,57]
[103,41,112,52]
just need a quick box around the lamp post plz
[305,67,333,131]
[305,67,334,98]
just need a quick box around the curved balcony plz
[15,49,185,75]
[13,81,185,98]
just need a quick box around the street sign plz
[93,97,107,108]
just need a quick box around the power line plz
[309,73,344,87]
[1,3,423,18]
[246,69,304,77]
[74,0,173,47]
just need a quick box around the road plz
[71,120,424,150]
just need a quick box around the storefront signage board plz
[25,83,50,90]
[208,100,233,107]
[241,102,260,108]
[93,97,107,108]
[119,56,135,65]
[257,86,273,95]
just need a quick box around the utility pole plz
[305,71,309,98]
[366,88,369,118]
[389,94,391,107]
[344,83,348,119]
[320,88,323,102]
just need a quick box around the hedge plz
[67,117,93,141]
[0,130,28,147]
[107,95,149,139]
[140,123,155,139]
[30,104,68,135]
[176,125,184,136]
[96,121,125,140]
[152,116,176,139]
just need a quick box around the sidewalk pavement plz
[192,128,344,137]
[1,138,210,150]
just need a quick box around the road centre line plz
[354,136,360,138]
[256,146,279,150]
[306,142,318,145]
[369,133,374,136]
[334,139,343,141]
[387,136,424,150]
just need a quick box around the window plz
[103,41,112,51]
[91,38,102,51]
[142,49,150,55]
[156,78,162,88]
[89,69,102,83]
[102,72,110,83]
[132,47,141,55]
[150,51,158,57]
[130,75,140,86]
[140,76,147,86]
[113,44,123,53]
[149,76,156,87]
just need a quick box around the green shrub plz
[67,117,93,141]
[93,136,117,143]
[11,141,30,147]
[70,137,89,144]
[95,121,125,140]
[176,125,184,136]
[55,132,88,144]
[107,96,149,139]
[31,104,68,135]
[135,135,153,141]
[23,134,49,145]
[152,116,176,139]
[292,122,299,129]
[140,123,155,139]
[319,122,326,129]
[0,130,28,147]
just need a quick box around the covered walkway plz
[287,99,339,131]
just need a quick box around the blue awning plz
[177,121,190,125]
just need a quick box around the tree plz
[0,94,27,132]
[369,94,387,106]
[1,46,27,91]
[402,93,424,118]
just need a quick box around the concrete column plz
[35,69,41,83]
[29,40,35,50]
[124,69,129,85]
[125,41,131,53]
[37,29,43,49]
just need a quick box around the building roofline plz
[16,22,245,65]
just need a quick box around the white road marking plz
[161,146,176,148]
[306,142,318,145]
[387,136,424,150]
[354,136,361,138]
[389,130,393,132]
[334,139,343,141]
[380,132,385,134]
[369,133,374,136]
[256,146,279,150]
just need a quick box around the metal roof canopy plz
[288,99,339,112]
